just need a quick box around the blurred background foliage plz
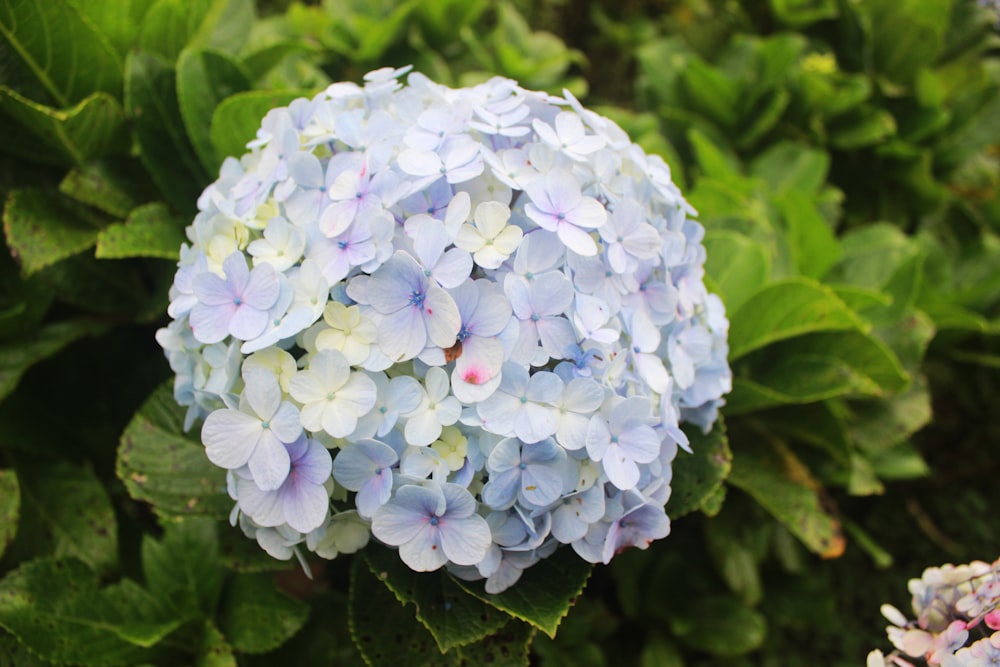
[0,0,998,665]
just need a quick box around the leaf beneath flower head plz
[454,547,591,639]
[217,573,308,654]
[96,203,186,260]
[3,189,101,276]
[0,469,18,560]
[117,383,231,521]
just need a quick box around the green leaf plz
[116,383,231,520]
[669,595,767,656]
[70,0,157,56]
[750,142,829,196]
[827,223,919,290]
[828,107,896,149]
[363,546,509,652]
[177,48,251,173]
[209,90,310,163]
[847,375,932,457]
[59,161,151,219]
[454,547,591,639]
[124,50,208,215]
[0,0,122,107]
[0,88,129,166]
[198,619,237,667]
[0,469,17,560]
[10,459,118,576]
[0,318,107,402]
[769,0,838,26]
[0,558,180,666]
[142,518,223,618]
[3,189,101,276]
[703,231,771,313]
[679,59,740,129]
[704,509,763,606]
[687,127,743,184]
[665,420,732,519]
[774,191,841,279]
[36,253,166,322]
[639,637,684,667]
[727,331,910,414]
[455,620,534,666]
[728,278,867,361]
[727,439,845,558]
[138,0,255,61]
[218,573,308,654]
[96,202,186,260]
[349,557,453,667]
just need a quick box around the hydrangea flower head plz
[158,67,732,592]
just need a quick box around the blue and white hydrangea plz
[158,66,732,592]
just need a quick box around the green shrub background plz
[0,1,998,665]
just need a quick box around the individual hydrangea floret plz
[158,66,732,592]
[869,557,1000,667]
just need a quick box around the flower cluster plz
[868,558,1000,667]
[157,66,731,592]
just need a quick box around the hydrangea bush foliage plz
[158,66,731,591]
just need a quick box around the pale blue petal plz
[521,464,563,507]
[398,525,448,571]
[486,437,522,473]
[602,446,640,490]
[422,286,461,348]
[190,302,235,344]
[248,431,292,491]
[525,372,563,403]
[620,424,661,464]
[281,477,329,533]
[481,468,520,509]
[228,305,269,341]
[333,439,398,490]
[202,409,259,469]
[372,484,443,545]
[439,513,491,566]
[242,368,281,420]
[514,403,557,444]
[269,401,303,444]
[432,249,473,289]
[356,469,392,518]
[237,478,284,527]
[378,306,427,361]
[469,293,512,337]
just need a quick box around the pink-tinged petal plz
[603,447,640,490]
[193,271,235,306]
[422,286,461,348]
[237,478,284,527]
[451,369,502,404]
[439,514,491,566]
[457,337,504,379]
[248,432,291,491]
[399,525,448,571]
[203,409,260,469]
[378,306,427,361]
[557,223,598,256]
[282,478,329,533]
[190,302,235,344]
[228,305,269,341]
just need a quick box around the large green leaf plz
[177,48,251,173]
[454,620,533,666]
[774,191,841,279]
[124,50,208,214]
[0,88,129,166]
[669,595,767,656]
[0,0,122,107]
[364,545,509,652]
[0,318,107,402]
[0,558,180,666]
[117,383,231,520]
[769,0,837,27]
[142,518,223,619]
[727,330,909,414]
[750,142,829,197]
[8,459,118,576]
[703,231,771,314]
[218,573,308,654]
[455,547,591,639]
[138,0,255,61]
[664,420,731,519]
[209,90,310,162]
[728,278,867,360]
[679,59,740,129]
[727,439,845,558]
[3,189,101,276]
[0,469,17,560]
[70,0,157,56]
[59,161,151,219]
[199,619,238,667]
[96,202,186,260]
[349,557,456,667]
